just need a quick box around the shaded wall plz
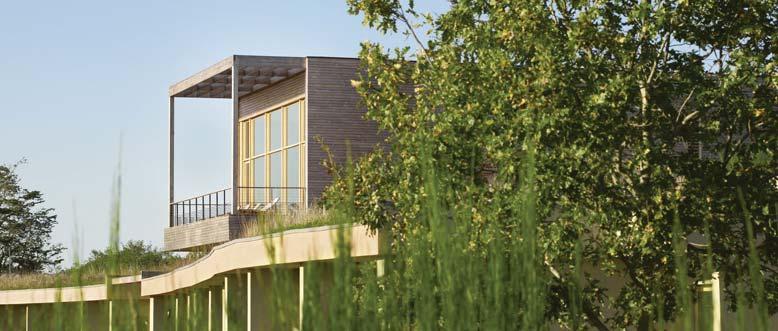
[306,57,385,203]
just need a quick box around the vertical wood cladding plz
[239,73,305,118]
[306,57,383,203]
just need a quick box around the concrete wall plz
[0,299,147,330]
[3,265,774,330]
[5,224,775,329]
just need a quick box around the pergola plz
[167,55,306,226]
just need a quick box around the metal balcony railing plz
[170,188,232,226]
[169,187,306,226]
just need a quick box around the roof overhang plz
[169,55,305,98]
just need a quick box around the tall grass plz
[240,207,333,239]
[273,143,549,330]
[1,150,771,331]
[260,142,772,330]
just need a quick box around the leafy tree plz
[0,162,64,273]
[327,0,776,329]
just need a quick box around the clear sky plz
[0,0,446,267]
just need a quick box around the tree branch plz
[545,259,611,331]
[395,8,428,55]
[675,87,696,124]
[647,32,671,85]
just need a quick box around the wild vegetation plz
[77,240,185,275]
[0,1,774,330]
[240,207,334,238]
[0,240,191,290]
[318,0,777,329]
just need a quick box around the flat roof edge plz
[305,55,360,60]
[168,56,234,97]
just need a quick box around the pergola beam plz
[168,56,233,97]
[168,56,305,99]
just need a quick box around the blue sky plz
[0,0,446,266]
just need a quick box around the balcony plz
[164,186,305,251]
[165,55,308,251]
[169,186,306,226]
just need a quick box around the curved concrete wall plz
[144,224,380,296]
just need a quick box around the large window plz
[240,99,305,207]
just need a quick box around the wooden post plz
[222,279,227,331]
[711,272,721,331]
[231,57,240,214]
[223,273,248,330]
[174,297,179,331]
[149,297,155,331]
[247,271,253,331]
[376,259,385,277]
[208,290,213,331]
[187,294,191,327]
[208,288,224,331]
[149,296,175,331]
[108,300,113,331]
[299,266,304,330]
[168,96,175,227]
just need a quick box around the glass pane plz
[241,161,250,207]
[253,157,265,204]
[253,115,265,156]
[270,152,282,201]
[242,161,250,186]
[287,102,300,145]
[287,146,300,203]
[270,109,283,150]
[240,122,248,159]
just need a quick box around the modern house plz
[0,54,389,331]
[165,55,382,251]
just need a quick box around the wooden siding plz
[163,214,255,251]
[239,73,305,118]
[306,57,384,203]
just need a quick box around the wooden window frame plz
[239,98,306,208]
